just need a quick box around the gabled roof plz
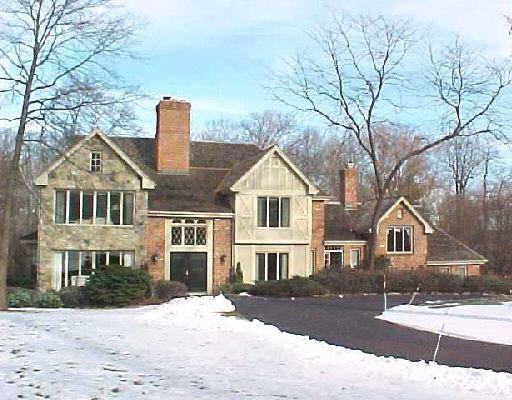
[352,196,433,234]
[34,129,156,189]
[216,145,319,195]
[427,229,488,265]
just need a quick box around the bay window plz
[256,252,288,281]
[386,226,413,253]
[55,190,134,226]
[257,197,290,228]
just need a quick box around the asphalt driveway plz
[229,294,512,373]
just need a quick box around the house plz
[31,97,487,294]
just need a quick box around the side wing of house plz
[35,131,153,291]
[375,198,432,270]
[230,148,323,282]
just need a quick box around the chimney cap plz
[162,96,172,100]
[346,161,355,169]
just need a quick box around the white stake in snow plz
[408,285,421,305]
[383,274,387,311]
[432,307,449,363]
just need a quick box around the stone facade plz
[212,218,233,289]
[311,200,325,273]
[375,203,428,270]
[36,135,149,290]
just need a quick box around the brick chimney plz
[155,97,191,173]
[339,163,358,209]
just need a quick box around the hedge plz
[248,276,328,297]
[7,287,63,308]
[312,268,512,295]
[150,280,188,302]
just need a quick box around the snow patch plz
[378,301,512,345]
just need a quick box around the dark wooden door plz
[170,252,207,292]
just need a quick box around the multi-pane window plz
[257,197,290,227]
[256,252,288,281]
[54,190,134,226]
[89,151,102,172]
[386,226,413,253]
[57,250,134,288]
[349,249,360,268]
[170,219,207,246]
[324,245,343,269]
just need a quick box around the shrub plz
[85,265,149,307]
[220,282,254,294]
[249,276,328,297]
[151,280,188,301]
[234,262,244,284]
[33,291,63,308]
[60,286,88,308]
[7,288,34,308]
[385,270,418,293]
[313,269,380,294]
[462,275,512,294]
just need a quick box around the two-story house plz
[32,96,486,294]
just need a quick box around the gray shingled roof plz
[427,229,487,263]
[324,203,364,241]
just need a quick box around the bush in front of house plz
[462,275,512,294]
[59,286,88,308]
[220,282,254,294]
[33,291,63,308]
[85,265,149,307]
[313,269,380,294]
[7,287,35,307]
[248,276,328,297]
[150,280,188,302]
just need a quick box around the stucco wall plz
[37,135,148,290]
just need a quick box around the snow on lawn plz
[0,296,511,400]
[377,300,512,345]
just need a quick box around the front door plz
[170,252,207,292]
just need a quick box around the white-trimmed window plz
[256,252,288,281]
[57,250,134,288]
[55,190,134,226]
[90,151,102,172]
[386,226,413,253]
[324,245,343,269]
[349,249,360,268]
[257,197,290,227]
[170,219,207,246]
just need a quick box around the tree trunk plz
[367,196,384,271]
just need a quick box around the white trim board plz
[376,197,434,234]
[427,260,487,266]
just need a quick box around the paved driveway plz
[229,294,512,373]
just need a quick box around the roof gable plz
[35,129,156,189]
[377,197,434,234]
[217,146,318,195]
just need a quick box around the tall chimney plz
[155,97,191,173]
[339,163,358,209]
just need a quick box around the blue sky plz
[119,0,512,136]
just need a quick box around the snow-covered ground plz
[1,295,511,399]
[378,299,512,345]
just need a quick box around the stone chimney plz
[339,163,358,209]
[155,96,191,173]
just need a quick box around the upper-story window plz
[89,151,102,172]
[171,219,207,246]
[55,190,134,226]
[257,197,290,227]
[386,226,413,253]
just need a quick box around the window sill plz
[387,251,414,255]
[54,223,134,228]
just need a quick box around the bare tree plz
[272,14,511,270]
[0,0,141,310]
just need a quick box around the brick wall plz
[375,203,428,270]
[155,98,191,173]
[339,167,358,209]
[144,217,166,280]
[311,200,325,273]
[213,218,232,289]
